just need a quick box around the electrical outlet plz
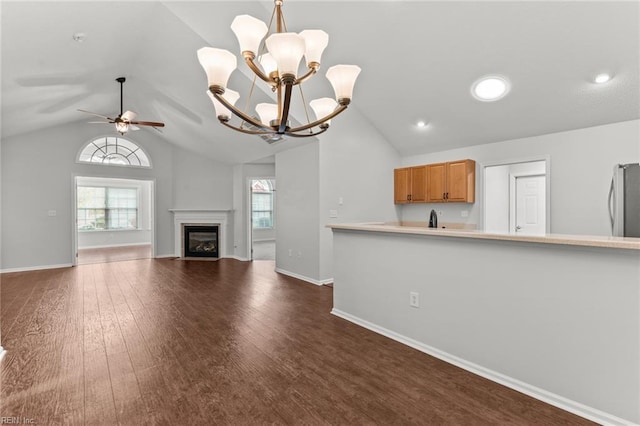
[461,210,469,217]
[410,292,420,308]
[47,210,57,217]
[288,249,292,257]
[297,251,302,258]
[329,209,338,218]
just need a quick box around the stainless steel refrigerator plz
[609,163,640,237]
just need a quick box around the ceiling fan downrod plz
[116,77,126,117]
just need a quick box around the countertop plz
[327,221,640,250]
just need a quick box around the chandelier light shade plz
[326,65,362,103]
[231,15,268,56]
[265,33,306,79]
[259,53,278,77]
[299,30,329,67]
[197,47,237,90]
[309,98,338,126]
[197,0,361,139]
[207,89,240,121]
[256,103,279,126]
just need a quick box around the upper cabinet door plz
[394,168,411,204]
[410,166,427,203]
[427,163,446,203]
[447,160,475,202]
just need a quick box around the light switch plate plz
[329,209,338,218]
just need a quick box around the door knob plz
[515,225,522,231]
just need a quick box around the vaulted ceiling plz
[2,1,638,165]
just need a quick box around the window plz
[78,136,151,167]
[252,180,274,229]
[77,186,138,231]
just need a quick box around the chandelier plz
[197,0,361,139]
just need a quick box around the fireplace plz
[171,210,229,258]
[183,225,219,258]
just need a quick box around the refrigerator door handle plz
[608,176,616,234]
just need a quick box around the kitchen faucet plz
[429,209,438,228]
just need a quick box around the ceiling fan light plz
[265,33,306,78]
[299,30,329,67]
[256,103,279,127]
[309,97,338,125]
[326,64,361,103]
[207,89,240,120]
[115,121,130,135]
[231,15,268,57]
[197,47,237,90]
[259,53,278,76]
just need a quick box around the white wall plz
[318,108,402,281]
[401,120,640,236]
[172,148,233,210]
[274,108,402,283]
[1,122,234,271]
[275,143,320,281]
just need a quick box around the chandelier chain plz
[297,84,313,134]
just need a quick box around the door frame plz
[482,155,551,233]
[72,174,156,266]
[510,173,547,234]
[246,176,276,262]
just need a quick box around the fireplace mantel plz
[169,209,232,258]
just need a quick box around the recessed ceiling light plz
[594,73,611,84]
[416,120,427,128]
[471,76,510,102]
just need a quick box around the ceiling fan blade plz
[78,109,115,120]
[87,121,112,124]
[122,110,137,122]
[129,125,140,131]
[131,120,165,128]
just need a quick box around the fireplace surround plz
[170,210,230,258]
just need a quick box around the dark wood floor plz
[0,259,594,425]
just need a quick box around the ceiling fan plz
[78,77,165,135]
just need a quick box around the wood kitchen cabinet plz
[394,166,427,204]
[427,159,475,203]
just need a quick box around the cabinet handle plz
[408,194,412,201]
[446,192,449,199]
[442,192,445,200]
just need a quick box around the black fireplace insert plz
[183,225,219,258]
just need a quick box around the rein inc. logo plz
[0,418,35,424]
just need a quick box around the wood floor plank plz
[1,259,597,425]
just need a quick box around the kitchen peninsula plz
[328,222,640,425]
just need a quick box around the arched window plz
[78,136,151,168]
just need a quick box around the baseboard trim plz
[155,254,177,259]
[225,255,250,261]
[275,268,332,286]
[330,309,636,426]
[79,242,152,250]
[1,263,73,274]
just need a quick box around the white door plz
[515,175,546,235]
